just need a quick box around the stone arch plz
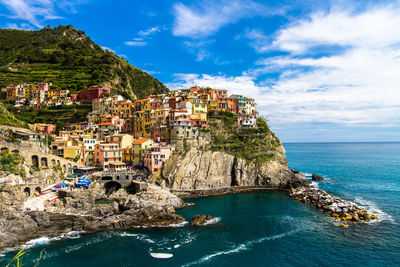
[51,159,56,166]
[104,181,121,195]
[24,187,31,197]
[11,149,19,154]
[1,147,9,152]
[41,157,48,167]
[34,187,41,195]
[32,155,39,168]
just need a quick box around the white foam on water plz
[354,197,395,223]
[303,173,313,177]
[0,253,5,257]
[22,237,52,249]
[310,181,320,188]
[118,232,139,237]
[173,244,180,248]
[60,231,83,239]
[157,221,189,228]
[182,229,299,266]
[202,217,221,225]
[145,239,156,244]
[150,252,173,259]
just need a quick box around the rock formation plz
[0,183,186,252]
[312,174,324,181]
[162,146,309,191]
[290,186,378,223]
[189,215,215,226]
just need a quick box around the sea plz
[1,142,399,266]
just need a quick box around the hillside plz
[0,102,28,128]
[0,25,168,99]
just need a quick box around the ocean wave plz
[310,181,320,188]
[182,229,299,266]
[202,217,221,225]
[303,173,313,177]
[354,197,395,223]
[22,237,52,249]
[60,231,83,239]
[119,232,140,237]
[156,221,189,228]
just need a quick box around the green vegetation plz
[0,149,25,177]
[0,25,169,99]
[6,248,44,267]
[207,112,281,164]
[0,102,28,128]
[6,103,91,125]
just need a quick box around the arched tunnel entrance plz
[24,187,30,197]
[34,187,41,195]
[104,181,122,195]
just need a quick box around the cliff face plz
[162,143,305,191]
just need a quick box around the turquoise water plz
[1,142,400,266]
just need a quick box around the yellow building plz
[133,138,154,164]
[63,146,82,160]
[208,100,218,112]
[119,101,134,119]
[122,147,134,165]
[134,110,152,138]
[191,98,208,114]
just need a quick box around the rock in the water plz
[189,215,214,226]
[290,186,377,224]
[312,174,324,181]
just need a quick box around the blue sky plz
[1,0,400,142]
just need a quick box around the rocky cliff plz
[162,144,307,191]
[0,183,186,252]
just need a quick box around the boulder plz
[312,174,324,181]
[189,215,214,226]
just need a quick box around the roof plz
[98,122,114,126]
[133,138,151,144]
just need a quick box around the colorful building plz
[143,143,175,172]
[132,138,154,165]
[77,86,111,101]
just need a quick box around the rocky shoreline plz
[0,183,186,253]
[0,171,379,253]
[290,185,378,225]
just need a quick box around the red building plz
[77,86,111,101]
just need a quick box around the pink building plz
[143,143,175,172]
[35,123,56,135]
[94,142,122,170]
[237,114,258,129]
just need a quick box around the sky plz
[1,0,400,142]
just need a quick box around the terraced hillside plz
[0,25,168,99]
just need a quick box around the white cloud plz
[0,0,83,28]
[262,6,400,54]
[172,0,275,38]
[125,41,147,47]
[177,4,399,131]
[125,26,165,47]
[138,26,161,36]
